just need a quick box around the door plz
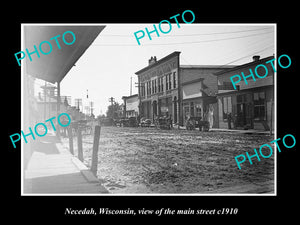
[236,94,253,129]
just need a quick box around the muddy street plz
[64,127,274,194]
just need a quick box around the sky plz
[55,24,275,116]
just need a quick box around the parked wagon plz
[140,118,151,127]
[186,117,210,131]
[155,116,172,130]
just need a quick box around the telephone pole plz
[109,97,115,119]
[130,76,132,96]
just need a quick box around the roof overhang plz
[24,25,105,84]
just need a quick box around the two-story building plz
[214,55,275,130]
[135,51,235,127]
[135,52,181,124]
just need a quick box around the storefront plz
[215,55,275,130]
[217,86,274,130]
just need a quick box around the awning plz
[24,25,105,84]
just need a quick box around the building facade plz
[135,52,181,124]
[135,51,235,127]
[179,65,234,127]
[214,55,275,130]
[122,94,139,118]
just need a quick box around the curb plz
[71,157,98,183]
[71,157,109,193]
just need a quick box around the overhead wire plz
[92,30,274,46]
[98,27,273,37]
[180,44,274,69]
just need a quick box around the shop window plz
[253,91,266,120]
[223,96,232,121]
[190,102,194,117]
[184,105,190,119]
[195,104,201,117]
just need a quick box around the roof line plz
[214,55,274,75]
[135,51,181,75]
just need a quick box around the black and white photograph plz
[20,23,276,195]
[4,5,298,221]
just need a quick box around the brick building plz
[135,52,181,124]
[135,51,235,127]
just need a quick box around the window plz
[173,72,177,89]
[195,104,201,117]
[184,104,190,119]
[166,75,169,91]
[152,80,154,94]
[141,83,145,97]
[161,77,164,92]
[145,82,148,95]
[158,78,161,92]
[223,96,232,120]
[190,102,194,117]
[253,91,266,120]
[168,73,172,90]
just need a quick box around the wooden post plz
[68,125,74,155]
[77,126,83,162]
[91,125,101,176]
[56,81,61,139]
[270,98,273,136]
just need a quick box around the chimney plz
[148,56,157,65]
[253,55,260,62]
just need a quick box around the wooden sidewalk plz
[23,134,108,194]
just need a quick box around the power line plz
[181,44,274,69]
[209,38,274,65]
[98,27,273,37]
[92,30,274,46]
[216,45,274,68]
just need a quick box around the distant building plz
[122,94,139,118]
[214,55,274,130]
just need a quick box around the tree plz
[106,102,121,119]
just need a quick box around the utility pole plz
[109,97,115,119]
[135,82,144,118]
[130,76,132,96]
[90,101,94,116]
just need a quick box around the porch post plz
[56,81,61,139]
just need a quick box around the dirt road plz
[63,127,274,194]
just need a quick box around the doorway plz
[236,94,253,129]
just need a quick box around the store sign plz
[140,57,178,82]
